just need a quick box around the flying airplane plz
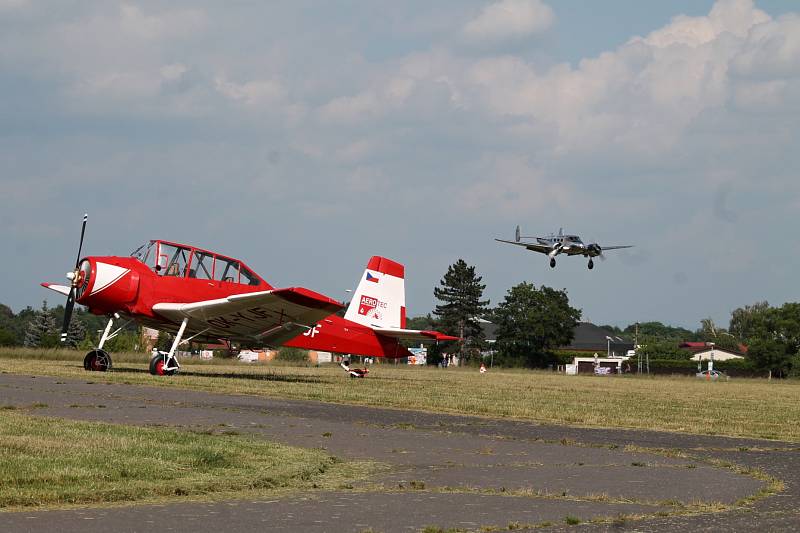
[42,215,457,376]
[495,226,633,269]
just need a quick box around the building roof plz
[480,320,634,353]
[562,322,634,353]
[679,341,748,355]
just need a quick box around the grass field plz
[0,410,375,509]
[2,348,799,442]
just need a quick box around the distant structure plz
[680,342,746,362]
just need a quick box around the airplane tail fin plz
[344,256,406,329]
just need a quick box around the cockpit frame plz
[130,240,264,286]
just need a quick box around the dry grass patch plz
[2,349,799,441]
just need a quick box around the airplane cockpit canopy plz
[567,235,582,243]
[130,240,263,286]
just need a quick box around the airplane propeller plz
[60,214,88,343]
[588,242,606,260]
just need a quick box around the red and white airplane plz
[42,215,456,375]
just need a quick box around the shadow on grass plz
[110,366,326,384]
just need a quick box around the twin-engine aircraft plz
[496,226,633,269]
[42,215,456,375]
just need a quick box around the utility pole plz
[636,322,641,374]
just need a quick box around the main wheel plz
[549,258,556,268]
[588,259,594,270]
[84,349,112,372]
[149,354,175,376]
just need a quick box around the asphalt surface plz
[0,372,798,532]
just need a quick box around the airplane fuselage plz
[66,254,413,358]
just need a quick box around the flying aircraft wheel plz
[549,258,556,268]
[149,354,175,376]
[588,260,594,270]
[84,349,112,372]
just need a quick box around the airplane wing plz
[372,327,460,343]
[494,238,552,254]
[598,245,634,251]
[152,288,343,346]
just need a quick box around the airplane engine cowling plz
[78,259,140,306]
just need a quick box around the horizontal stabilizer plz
[373,327,460,343]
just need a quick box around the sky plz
[1,0,799,330]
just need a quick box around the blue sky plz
[1,0,799,330]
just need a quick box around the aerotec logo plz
[358,295,387,319]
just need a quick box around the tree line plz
[0,301,141,351]
[411,259,800,376]
[4,261,799,376]
[409,259,581,368]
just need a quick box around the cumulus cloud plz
[463,0,555,42]
[1,0,799,327]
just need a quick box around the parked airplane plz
[42,215,457,375]
[495,226,633,269]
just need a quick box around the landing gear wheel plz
[149,354,175,376]
[84,349,112,372]
[588,259,594,270]
[549,258,556,268]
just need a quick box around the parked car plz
[696,370,726,380]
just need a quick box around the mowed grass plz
[2,348,799,442]
[0,409,370,509]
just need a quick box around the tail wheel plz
[149,354,175,376]
[84,349,112,372]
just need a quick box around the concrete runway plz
[1,373,798,532]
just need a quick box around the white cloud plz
[215,76,287,107]
[463,0,554,42]
[456,155,572,215]
[640,0,769,48]
[1,0,800,326]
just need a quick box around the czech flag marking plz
[366,272,380,283]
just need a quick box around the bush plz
[276,347,308,363]
[644,358,759,377]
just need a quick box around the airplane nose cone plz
[66,272,76,281]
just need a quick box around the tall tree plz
[622,321,694,342]
[23,301,57,348]
[493,283,581,367]
[64,318,87,348]
[433,259,490,363]
[729,301,770,341]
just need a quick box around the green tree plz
[23,301,58,348]
[623,321,694,342]
[0,328,16,346]
[493,283,581,368]
[729,301,770,341]
[405,314,436,331]
[637,341,691,360]
[433,259,490,364]
[64,318,87,349]
[747,338,793,377]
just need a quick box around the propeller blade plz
[515,225,521,242]
[62,213,88,344]
[61,288,75,343]
[74,213,88,269]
